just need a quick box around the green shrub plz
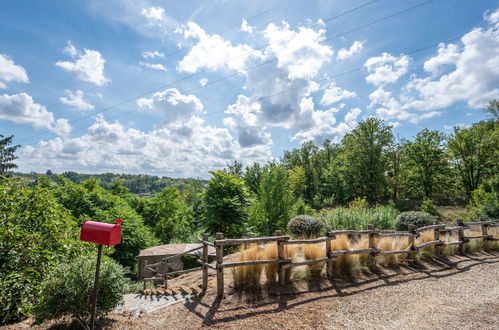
[287,215,323,237]
[319,205,398,230]
[395,211,434,231]
[34,255,126,327]
[421,199,440,217]
[470,177,499,221]
[348,196,368,210]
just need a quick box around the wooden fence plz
[143,220,498,297]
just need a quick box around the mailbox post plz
[80,219,122,330]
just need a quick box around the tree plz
[340,118,393,201]
[484,99,498,119]
[386,139,407,200]
[250,165,294,236]
[404,129,448,199]
[202,171,249,238]
[0,134,19,174]
[447,121,498,199]
[243,162,264,195]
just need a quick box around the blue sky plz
[1,0,498,178]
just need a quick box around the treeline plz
[13,171,205,194]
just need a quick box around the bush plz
[319,205,398,231]
[287,215,323,238]
[34,255,126,327]
[348,196,368,210]
[395,211,435,231]
[421,199,440,217]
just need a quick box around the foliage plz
[33,255,126,326]
[319,205,398,230]
[0,178,85,325]
[340,118,393,202]
[395,211,434,231]
[249,165,294,236]
[243,162,264,195]
[287,215,323,238]
[0,134,20,174]
[421,199,440,217]
[348,196,368,210]
[404,129,449,199]
[203,171,249,238]
[469,177,499,221]
[485,99,498,119]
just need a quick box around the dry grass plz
[259,243,297,285]
[464,225,484,253]
[302,243,325,277]
[440,231,459,255]
[375,236,410,265]
[330,234,355,275]
[415,230,436,259]
[489,226,499,251]
[231,244,264,289]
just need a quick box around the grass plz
[415,230,436,259]
[319,205,398,231]
[302,243,325,277]
[331,234,356,275]
[231,244,264,289]
[375,236,410,265]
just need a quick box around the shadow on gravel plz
[186,253,499,326]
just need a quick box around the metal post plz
[90,244,103,330]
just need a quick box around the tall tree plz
[340,118,393,202]
[0,134,19,174]
[447,121,498,198]
[404,129,449,199]
[203,171,249,238]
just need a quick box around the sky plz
[1,0,498,178]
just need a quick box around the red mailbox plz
[80,219,122,246]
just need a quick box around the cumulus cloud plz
[364,52,410,86]
[484,8,499,26]
[199,78,208,86]
[0,54,29,88]
[139,61,167,71]
[55,41,109,86]
[320,83,357,106]
[142,51,165,58]
[137,88,203,125]
[0,93,71,135]
[18,114,272,177]
[241,19,255,33]
[337,41,363,60]
[141,7,165,21]
[59,89,94,111]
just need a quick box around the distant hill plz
[11,171,206,194]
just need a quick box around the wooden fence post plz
[202,233,209,291]
[408,224,416,263]
[143,260,148,292]
[275,230,286,286]
[367,224,377,267]
[457,220,465,255]
[325,226,333,280]
[434,221,441,257]
[215,232,224,297]
[480,219,489,252]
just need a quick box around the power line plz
[17,0,433,143]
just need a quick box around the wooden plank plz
[464,221,493,225]
[325,226,333,280]
[165,267,202,277]
[378,249,418,255]
[457,220,465,255]
[481,221,489,252]
[329,229,380,235]
[202,233,209,291]
[434,222,442,256]
[198,259,217,270]
[162,245,203,262]
[282,236,336,245]
[282,257,331,269]
[329,248,381,257]
[442,241,462,246]
[197,238,216,247]
[414,240,443,249]
[275,230,286,286]
[415,224,446,232]
[215,233,224,297]
[221,258,291,268]
[465,235,490,240]
[377,232,416,237]
[367,224,378,266]
[407,224,417,263]
[215,235,290,245]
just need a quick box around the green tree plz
[202,171,249,238]
[340,118,393,201]
[447,121,498,198]
[0,134,19,174]
[243,162,264,194]
[288,165,307,199]
[250,165,294,236]
[404,129,449,199]
[485,99,498,119]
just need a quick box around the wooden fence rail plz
[142,219,496,296]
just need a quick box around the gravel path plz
[109,252,499,329]
[114,293,192,317]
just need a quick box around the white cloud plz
[0,93,71,135]
[18,114,272,178]
[241,19,255,33]
[484,8,499,26]
[59,90,94,111]
[177,21,262,73]
[199,78,208,86]
[63,41,78,57]
[364,52,410,86]
[337,41,363,60]
[403,22,499,110]
[141,7,165,21]
[139,61,167,71]
[142,51,165,59]
[0,54,29,88]
[137,88,203,125]
[320,83,357,106]
[55,42,109,86]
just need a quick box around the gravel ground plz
[7,252,498,329]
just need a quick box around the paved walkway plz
[114,293,193,317]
